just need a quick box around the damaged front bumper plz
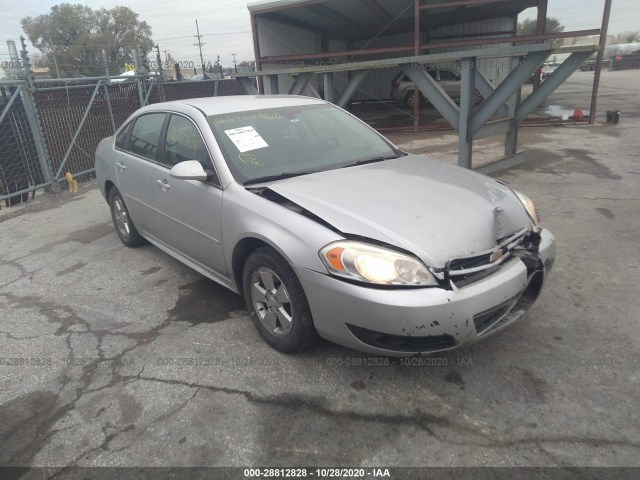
[295,229,556,356]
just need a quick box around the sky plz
[1,0,640,67]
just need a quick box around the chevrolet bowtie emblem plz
[490,249,503,263]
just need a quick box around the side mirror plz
[170,160,208,181]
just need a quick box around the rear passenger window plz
[115,121,132,150]
[163,115,210,167]
[128,113,166,161]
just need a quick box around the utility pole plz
[232,53,238,73]
[194,19,206,75]
[155,44,163,78]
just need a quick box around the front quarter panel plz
[222,183,343,278]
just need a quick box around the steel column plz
[468,50,550,137]
[505,56,522,156]
[323,73,335,103]
[268,75,279,94]
[251,12,264,94]
[589,0,613,125]
[401,64,460,130]
[55,80,103,179]
[336,70,369,108]
[516,51,594,124]
[288,73,315,95]
[413,0,421,133]
[458,58,475,168]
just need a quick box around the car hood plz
[266,155,532,267]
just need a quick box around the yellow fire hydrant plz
[65,172,78,193]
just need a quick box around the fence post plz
[18,37,58,192]
[155,44,165,102]
[132,49,145,106]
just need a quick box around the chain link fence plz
[0,84,45,207]
[0,44,252,208]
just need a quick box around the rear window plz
[128,113,166,161]
[115,121,133,150]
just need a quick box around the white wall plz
[256,17,321,94]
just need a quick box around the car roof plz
[142,95,327,116]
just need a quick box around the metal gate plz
[0,44,247,208]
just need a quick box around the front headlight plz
[514,191,541,232]
[319,241,438,287]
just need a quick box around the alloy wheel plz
[250,267,293,336]
[113,197,130,239]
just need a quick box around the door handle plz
[156,179,170,191]
[116,162,126,171]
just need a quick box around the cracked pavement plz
[1,70,639,470]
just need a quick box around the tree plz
[517,17,565,48]
[237,60,256,71]
[21,3,153,77]
[612,31,640,44]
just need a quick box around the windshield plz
[207,103,401,184]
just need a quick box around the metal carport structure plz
[234,0,612,173]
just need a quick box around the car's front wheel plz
[242,247,319,353]
[405,91,423,108]
[108,187,146,247]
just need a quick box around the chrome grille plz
[446,228,529,286]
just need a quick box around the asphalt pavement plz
[0,69,639,471]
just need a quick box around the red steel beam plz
[420,0,520,9]
[258,29,600,63]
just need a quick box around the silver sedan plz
[95,95,555,356]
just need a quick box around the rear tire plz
[242,247,319,353]
[108,188,146,247]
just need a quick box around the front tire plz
[405,91,425,108]
[242,247,319,353]
[108,188,146,247]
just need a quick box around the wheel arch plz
[104,180,116,201]
[231,236,285,295]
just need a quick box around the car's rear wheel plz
[108,188,146,247]
[242,247,319,353]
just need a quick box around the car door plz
[148,113,226,275]
[114,112,167,235]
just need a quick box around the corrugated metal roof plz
[249,0,536,42]
[248,0,322,13]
